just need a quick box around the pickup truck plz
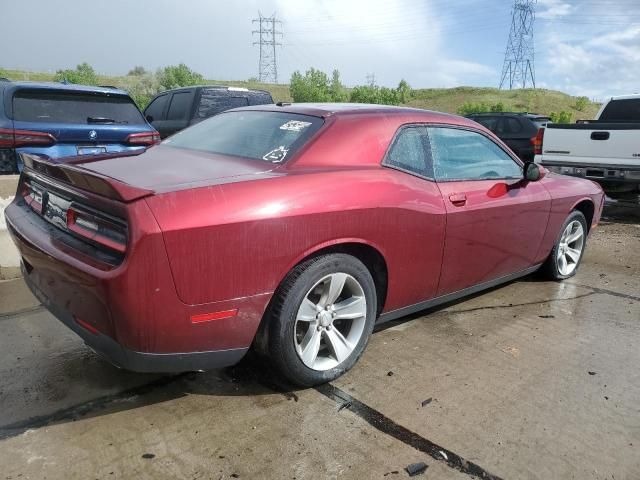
[534,94,640,198]
[144,85,273,138]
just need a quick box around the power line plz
[252,12,282,83]
[500,0,537,89]
[285,21,509,47]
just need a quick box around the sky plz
[3,0,639,100]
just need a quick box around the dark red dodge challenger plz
[5,104,604,386]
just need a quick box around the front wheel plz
[542,210,588,280]
[266,254,377,386]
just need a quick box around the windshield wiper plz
[87,117,128,124]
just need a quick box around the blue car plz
[0,80,159,173]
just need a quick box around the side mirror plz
[145,115,154,123]
[524,162,544,182]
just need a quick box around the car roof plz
[154,85,272,96]
[0,80,130,96]
[231,102,465,121]
[607,93,640,101]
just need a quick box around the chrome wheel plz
[556,220,585,276]
[294,273,367,371]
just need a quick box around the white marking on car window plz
[279,120,312,132]
[263,146,289,163]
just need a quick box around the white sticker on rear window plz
[280,120,312,132]
[263,146,289,163]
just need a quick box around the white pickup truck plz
[535,94,640,198]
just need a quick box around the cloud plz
[537,0,573,19]
[541,24,640,98]
[275,0,496,88]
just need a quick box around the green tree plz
[121,73,161,110]
[574,96,589,112]
[457,102,490,115]
[457,101,508,115]
[127,66,147,76]
[289,68,336,102]
[397,79,412,103]
[54,62,98,85]
[350,85,401,105]
[329,69,349,102]
[490,102,505,112]
[550,111,572,123]
[157,63,203,90]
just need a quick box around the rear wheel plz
[542,210,588,280]
[266,254,377,386]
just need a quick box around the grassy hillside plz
[408,86,600,119]
[1,69,599,119]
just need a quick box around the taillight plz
[66,206,128,253]
[0,128,56,148]
[125,131,160,146]
[22,180,44,214]
[531,128,545,156]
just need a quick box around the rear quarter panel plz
[145,167,446,313]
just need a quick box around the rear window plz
[599,99,640,122]
[163,111,323,164]
[12,90,145,125]
[248,92,273,106]
[194,89,249,119]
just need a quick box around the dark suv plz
[466,112,551,162]
[0,81,159,174]
[144,86,274,138]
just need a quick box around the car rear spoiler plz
[20,153,154,203]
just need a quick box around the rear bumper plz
[537,158,640,185]
[23,265,248,372]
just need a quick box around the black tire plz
[266,253,377,386]
[541,210,588,280]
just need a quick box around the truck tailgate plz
[541,124,640,167]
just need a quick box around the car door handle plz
[448,193,467,206]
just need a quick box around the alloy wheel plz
[556,220,585,276]
[294,273,367,371]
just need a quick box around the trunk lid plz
[72,145,280,193]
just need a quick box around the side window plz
[500,117,522,134]
[195,91,249,119]
[143,94,168,120]
[473,116,498,132]
[384,126,432,178]
[166,92,192,121]
[428,127,522,181]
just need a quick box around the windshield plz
[163,110,323,163]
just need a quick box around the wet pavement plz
[0,202,639,479]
